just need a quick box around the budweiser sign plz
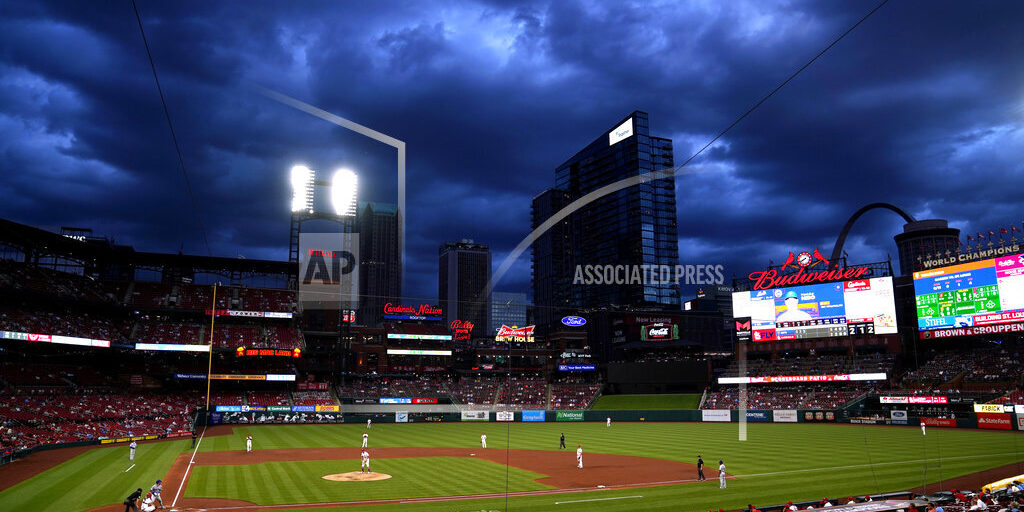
[495,325,536,342]
[747,249,872,290]
[383,302,443,317]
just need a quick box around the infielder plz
[360,449,370,474]
[576,444,583,469]
[129,440,137,461]
[149,479,164,508]
[719,459,727,489]
[481,433,487,448]
[362,432,368,448]
[246,434,253,453]
[921,420,926,435]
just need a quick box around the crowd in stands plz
[550,383,601,410]
[0,261,120,304]
[0,309,132,343]
[291,391,334,406]
[496,376,547,408]
[719,353,895,378]
[134,319,201,345]
[963,350,1023,384]
[0,389,199,452]
[247,391,290,406]
[736,488,1024,512]
[448,376,500,406]
[702,385,870,410]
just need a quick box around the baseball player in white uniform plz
[921,420,926,435]
[362,432,368,448]
[140,492,157,512]
[606,417,611,427]
[367,418,372,429]
[246,435,253,453]
[129,440,137,461]
[719,460,727,488]
[481,433,487,448]
[576,445,583,469]
[360,449,370,473]
[149,480,164,508]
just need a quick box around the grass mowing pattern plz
[186,457,552,504]
[6,423,1024,512]
[0,439,189,512]
[591,393,702,410]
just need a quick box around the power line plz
[131,0,212,256]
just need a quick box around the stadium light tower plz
[287,164,359,286]
[331,168,358,217]
[290,165,315,214]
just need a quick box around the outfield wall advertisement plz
[556,411,584,422]
[745,410,770,422]
[702,410,730,422]
[977,413,1012,430]
[496,411,514,422]
[773,410,798,422]
[461,410,489,421]
[522,410,545,422]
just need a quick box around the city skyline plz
[1,1,1023,304]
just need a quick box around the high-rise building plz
[490,291,528,335]
[439,239,491,332]
[893,219,961,276]
[358,202,401,326]
[532,111,680,326]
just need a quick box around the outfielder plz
[921,420,926,435]
[149,479,164,508]
[719,459,727,489]
[576,444,583,469]
[129,440,137,461]
[246,435,253,453]
[606,416,611,427]
[367,418,372,429]
[360,449,370,473]
[481,433,487,448]
[362,432,368,448]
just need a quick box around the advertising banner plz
[241,405,266,412]
[174,373,206,380]
[558,364,596,371]
[215,405,242,412]
[890,410,908,425]
[395,412,408,423]
[292,405,315,412]
[1017,415,1024,431]
[922,418,957,427]
[522,410,545,422]
[315,405,340,412]
[380,398,412,404]
[496,411,514,422]
[719,373,885,384]
[773,410,798,423]
[974,403,1009,414]
[218,411,344,424]
[296,382,329,390]
[267,406,291,412]
[702,410,731,422]
[745,410,770,422]
[849,418,886,424]
[556,411,584,422]
[977,413,1012,430]
[461,410,489,421]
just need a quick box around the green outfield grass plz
[590,393,702,409]
[187,457,552,504]
[2,422,1023,512]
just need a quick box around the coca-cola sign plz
[642,322,677,341]
[495,325,536,342]
[450,320,475,340]
[384,302,443,320]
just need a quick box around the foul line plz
[171,426,206,507]
[124,464,135,473]
[179,451,1019,511]
[556,495,643,505]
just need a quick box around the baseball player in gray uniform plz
[149,479,164,508]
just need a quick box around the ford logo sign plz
[561,316,586,327]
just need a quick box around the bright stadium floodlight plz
[331,168,358,217]
[290,165,315,213]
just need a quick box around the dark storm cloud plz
[1,0,1022,302]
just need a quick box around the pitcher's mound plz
[322,472,392,482]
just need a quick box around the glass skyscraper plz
[533,111,680,325]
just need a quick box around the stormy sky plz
[1,0,1022,303]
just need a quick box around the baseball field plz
[1,421,1022,512]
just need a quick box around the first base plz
[322,472,392,482]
